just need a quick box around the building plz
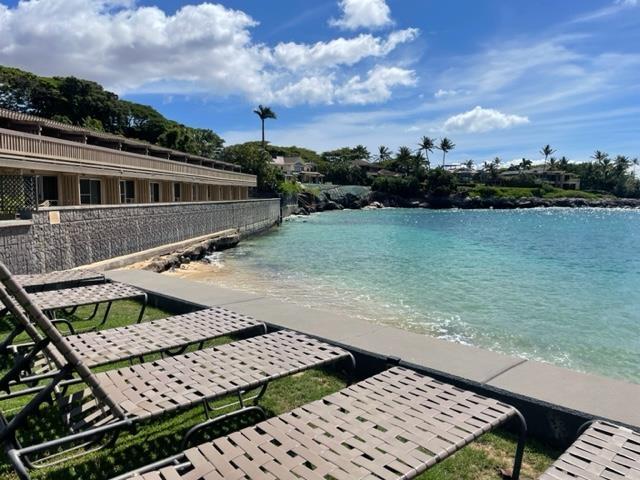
[0,108,284,275]
[443,164,476,183]
[351,159,382,177]
[499,168,581,190]
[0,108,256,218]
[271,156,324,184]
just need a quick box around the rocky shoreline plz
[293,185,640,213]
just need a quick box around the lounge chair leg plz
[6,447,29,480]
[84,303,100,322]
[0,339,50,394]
[50,318,75,335]
[252,383,269,405]
[345,352,357,385]
[0,325,25,356]
[136,294,148,324]
[180,405,266,450]
[509,410,527,480]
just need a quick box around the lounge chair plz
[0,261,354,480]
[0,281,266,396]
[110,366,527,480]
[0,281,148,343]
[539,420,640,479]
[15,269,104,292]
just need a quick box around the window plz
[37,175,58,206]
[119,180,135,204]
[79,179,101,205]
[150,182,160,202]
[173,183,181,202]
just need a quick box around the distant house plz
[499,168,581,190]
[272,156,324,184]
[351,159,382,177]
[443,164,476,183]
[376,169,402,178]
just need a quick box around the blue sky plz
[0,0,639,164]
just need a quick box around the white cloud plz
[272,76,336,107]
[443,106,529,133]
[434,89,462,98]
[0,0,418,107]
[329,0,392,30]
[336,66,417,104]
[273,28,418,72]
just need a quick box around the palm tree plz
[395,146,414,174]
[519,158,533,171]
[548,157,558,170]
[437,137,455,167]
[591,150,609,163]
[353,144,370,161]
[540,144,556,171]
[464,159,474,169]
[418,136,435,167]
[378,145,391,162]
[558,156,569,169]
[253,105,277,149]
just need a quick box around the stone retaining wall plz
[0,199,281,274]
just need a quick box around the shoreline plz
[107,267,640,440]
[296,184,640,213]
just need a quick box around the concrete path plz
[107,269,640,429]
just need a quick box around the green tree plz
[519,158,533,170]
[540,144,556,171]
[253,105,277,149]
[352,144,370,160]
[378,145,391,162]
[426,167,457,196]
[418,136,435,168]
[221,142,282,193]
[437,137,455,166]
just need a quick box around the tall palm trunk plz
[442,151,446,167]
[261,119,265,149]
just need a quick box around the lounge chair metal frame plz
[0,261,355,480]
[110,367,527,480]
[15,269,105,293]
[0,291,268,398]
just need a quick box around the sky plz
[0,0,639,164]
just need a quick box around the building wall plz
[0,199,281,274]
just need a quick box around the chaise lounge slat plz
[28,282,145,312]
[36,307,265,369]
[70,330,350,427]
[114,367,525,480]
[539,421,640,480]
[15,269,104,292]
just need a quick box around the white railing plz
[0,128,256,187]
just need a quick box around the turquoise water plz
[207,208,640,383]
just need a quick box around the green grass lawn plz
[0,301,559,479]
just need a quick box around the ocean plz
[178,208,640,383]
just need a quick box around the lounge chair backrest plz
[0,262,125,419]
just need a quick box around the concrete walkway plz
[107,269,640,429]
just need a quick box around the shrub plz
[476,186,498,198]
[372,176,420,197]
[426,168,457,197]
[278,180,303,196]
